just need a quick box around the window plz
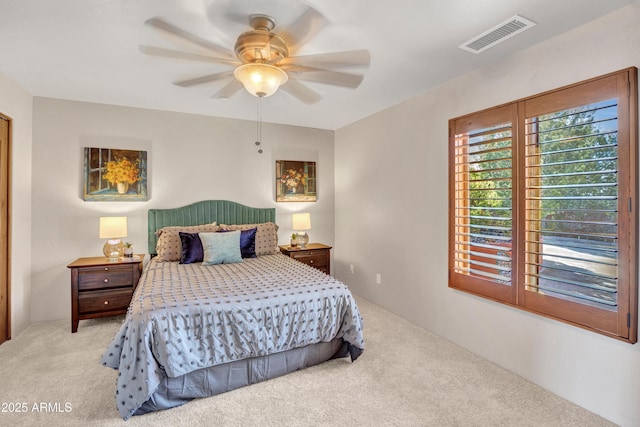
[449,68,638,343]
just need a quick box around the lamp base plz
[103,239,124,262]
[295,232,309,249]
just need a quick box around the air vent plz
[459,15,536,54]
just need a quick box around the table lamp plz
[100,216,127,261]
[292,212,311,249]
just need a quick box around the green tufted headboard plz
[148,200,276,255]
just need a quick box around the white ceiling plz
[0,0,635,130]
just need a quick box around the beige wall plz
[335,3,640,426]
[31,98,334,323]
[0,71,33,338]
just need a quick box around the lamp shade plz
[99,216,128,239]
[292,213,311,231]
[234,63,288,98]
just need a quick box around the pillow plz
[179,232,204,264]
[200,231,243,265]
[218,222,279,256]
[220,227,257,258]
[155,222,218,261]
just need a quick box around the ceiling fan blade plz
[139,45,239,66]
[145,17,234,59]
[206,0,257,27]
[280,6,328,54]
[221,11,250,26]
[280,80,322,105]
[284,68,364,89]
[173,71,234,87]
[282,50,371,69]
[210,79,244,99]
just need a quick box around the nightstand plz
[279,243,332,275]
[67,256,143,333]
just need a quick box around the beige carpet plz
[0,297,614,427]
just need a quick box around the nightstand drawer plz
[290,252,328,268]
[78,288,132,314]
[78,265,133,291]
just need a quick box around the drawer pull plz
[104,267,109,271]
[104,278,109,283]
[310,260,314,264]
[104,300,109,305]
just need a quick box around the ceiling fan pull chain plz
[255,97,263,154]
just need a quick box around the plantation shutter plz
[449,105,517,303]
[449,69,637,342]
[520,72,635,338]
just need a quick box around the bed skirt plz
[135,338,348,415]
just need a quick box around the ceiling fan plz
[139,6,370,104]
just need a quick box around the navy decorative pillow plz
[179,232,204,264]
[221,227,257,258]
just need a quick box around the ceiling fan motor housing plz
[139,8,370,105]
[234,14,289,64]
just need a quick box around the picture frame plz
[276,160,317,202]
[83,147,148,201]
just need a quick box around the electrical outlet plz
[376,273,382,285]
[349,264,355,274]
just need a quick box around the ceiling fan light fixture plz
[234,63,288,98]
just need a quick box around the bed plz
[101,200,365,420]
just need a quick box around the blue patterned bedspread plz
[101,254,365,419]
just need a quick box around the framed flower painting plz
[276,160,317,202]
[83,147,148,201]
